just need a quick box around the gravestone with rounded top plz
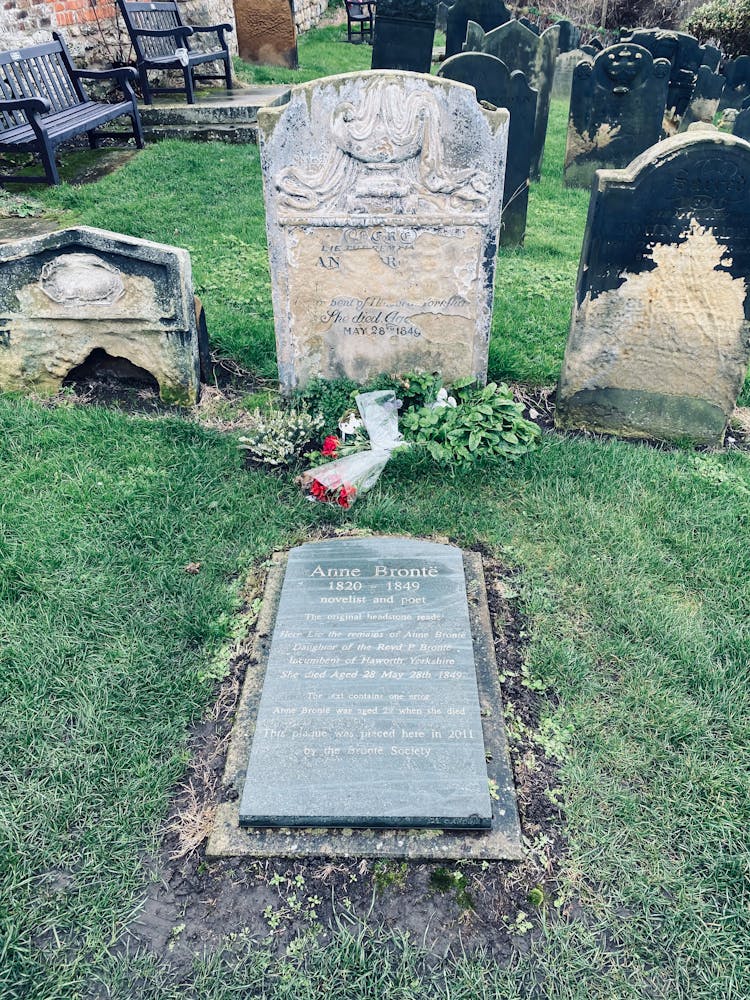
[620,28,706,116]
[564,43,670,189]
[438,52,536,245]
[444,0,511,58]
[371,0,438,74]
[556,131,750,445]
[257,71,509,392]
[678,65,725,133]
[719,56,750,113]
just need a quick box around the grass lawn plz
[1,27,750,1000]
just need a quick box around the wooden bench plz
[118,0,233,105]
[0,33,144,186]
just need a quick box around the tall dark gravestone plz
[464,19,557,180]
[620,28,706,116]
[719,56,750,113]
[678,65,725,133]
[564,44,670,189]
[734,97,750,142]
[438,52,536,244]
[239,538,495,829]
[444,0,510,58]
[371,0,438,73]
[557,131,750,445]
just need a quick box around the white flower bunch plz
[238,408,323,466]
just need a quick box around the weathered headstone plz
[436,0,449,32]
[240,538,494,829]
[0,227,203,404]
[258,71,508,391]
[702,45,721,72]
[552,48,591,101]
[464,19,557,179]
[556,131,750,445]
[371,0,438,74]
[557,19,580,54]
[719,55,750,113]
[678,64,725,133]
[444,0,510,58]
[438,52,536,245]
[564,44,670,189]
[233,0,298,68]
[734,97,750,142]
[620,28,705,116]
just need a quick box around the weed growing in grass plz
[429,868,475,911]
[372,861,408,894]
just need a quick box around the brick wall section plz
[0,0,330,64]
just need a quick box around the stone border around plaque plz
[208,541,523,861]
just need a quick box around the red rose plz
[337,484,357,508]
[322,435,340,457]
[311,479,326,498]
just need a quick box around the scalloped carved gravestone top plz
[438,52,536,245]
[564,43,671,189]
[0,226,203,404]
[556,131,750,445]
[619,28,706,117]
[257,71,509,392]
[233,0,297,67]
[463,19,557,180]
[371,0,438,74]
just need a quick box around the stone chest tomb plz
[257,71,509,392]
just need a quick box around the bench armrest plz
[190,23,233,33]
[74,66,139,104]
[0,95,51,116]
[132,25,193,40]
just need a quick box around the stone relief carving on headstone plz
[620,28,706,116]
[444,0,510,58]
[564,43,671,189]
[233,0,298,67]
[556,131,750,445]
[39,254,125,305]
[678,64,725,133]
[371,0,438,74]
[258,71,508,391]
[438,51,536,245]
[462,18,556,179]
[719,55,750,113]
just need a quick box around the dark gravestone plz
[438,52,536,245]
[702,45,721,72]
[734,97,750,142]
[557,19,580,54]
[620,28,706,116]
[464,19,556,180]
[371,0,438,73]
[564,44,670,189]
[719,56,750,113]
[444,0,510,58]
[518,16,540,35]
[240,538,494,829]
[678,65,725,133]
[436,0,449,31]
[557,131,750,445]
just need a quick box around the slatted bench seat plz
[118,0,233,105]
[0,33,144,186]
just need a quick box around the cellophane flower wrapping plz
[299,390,404,508]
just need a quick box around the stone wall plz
[293,0,328,33]
[0,0,237,65]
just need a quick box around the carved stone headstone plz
[463,19,557,179]
[0,227,202,404]
[258,71,509,391]
[556,131,750,445]
[564,44,671,189]
[552,48,591,101]
[438,52,536,245]
[444,0,510,58]
[234,0,298,68]
[371,0,438,74]
[620,28,706,116]
[719,56,750,113]
[734,97,750,142]
[678,65,725,133]
[240,538,498,829]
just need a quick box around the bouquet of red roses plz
[298,390,404,508]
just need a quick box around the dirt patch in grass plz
[121,542,567,974]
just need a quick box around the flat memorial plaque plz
[239,538,493,829]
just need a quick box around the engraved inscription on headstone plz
[257,71,508,392]
[240,538,493,829]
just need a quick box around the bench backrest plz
[0,37,84,131]
[119,1,189,60]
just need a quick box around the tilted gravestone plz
[620,28,706,117]
[258,71,508,391]
[678,65,725,133]
[719,56,750,113]
[438,52,536,245]
[734,97,750,142]
[239,538,503,830]
[556,131,750,446]
[0,227,203,404]
[233,0,298,68]
[564,43,670,189]
[371,0,438,74]
[464,19,557,180]
[444,0,511,58]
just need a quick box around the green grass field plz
[1,25,750,1000]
